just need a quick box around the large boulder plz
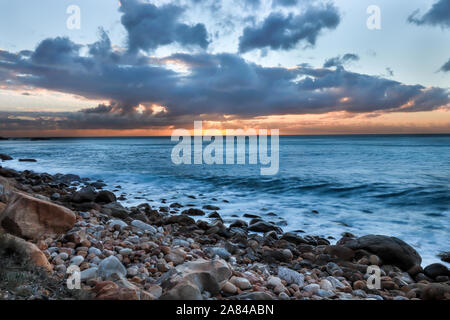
[3,233,52,271]
[424,263,449,279]
[95,190,116,204]
[161,259,232,300]
[0,192,76,240]
[0,154,13,161]
[72,186,97,203]
[339,235,422,270]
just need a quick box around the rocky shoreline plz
[0,160,449,300]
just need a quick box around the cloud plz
[440,58,450,72]
[0,33,448,133]
[408,0,450,28]
[323,53,359,68]
[272,0,299,7]
[120,0,210,52]
[238,2,340,53]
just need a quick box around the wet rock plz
[230,220,248,229]
[95,190,116,204]
[203,205,220,211]
[424,263,449,279]
[280,232,307,245]
[437,252,450,263]
[248,221,282,234]
[72,186,97,203]
[182,208,205,216]
[102,202,129,219]
[324,245,355,261]
[0,192,76,240]
[0,154,13,161]
[340,235,422,270]
[165,215,195,226]
[18,159,37,162]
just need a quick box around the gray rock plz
[131,220,156,233]
[89,247,102,256]
[98,256,127,280]
[303,284,320,293]
[80,267,98,281]
[108,219,128,230]
[70,256,84,266]
[206,247,231,260]
[173,239,190,247]
[278,267,305,287]
[316,289,335,298]
[326,262,343,277]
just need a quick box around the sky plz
[0,0,449,136]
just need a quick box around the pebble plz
[231,277,252,290]
[222,281,238,294]
[278,267,305,287]
[131,220,156,233]
[70,256,84,266]
[303,284,320,294]
[319,279,333,291]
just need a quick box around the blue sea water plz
[1,135,449,266]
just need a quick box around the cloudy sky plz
[0,0,449,136]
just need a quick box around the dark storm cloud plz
[238,3,340,53]
[440,58,450,72]
[408,0,450,28]
[0,32,448,133]
[323,53,359,68]
[120,0,210,52]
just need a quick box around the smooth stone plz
[231,276,252,290]
[303,284,320,293]
[80,267,98,281]
[70,255,84,266]
[278,267,305,287]
[98,256,127,280]
[319,279,333,291]
[131,220,156,233]
[222,281,238,294]
[89,247,102,256]
[108,219,128,230]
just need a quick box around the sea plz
[1,134,449,266]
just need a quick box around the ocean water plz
[1,135,449,267]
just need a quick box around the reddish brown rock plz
[0,192,76,240]
[4,233,52,271]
